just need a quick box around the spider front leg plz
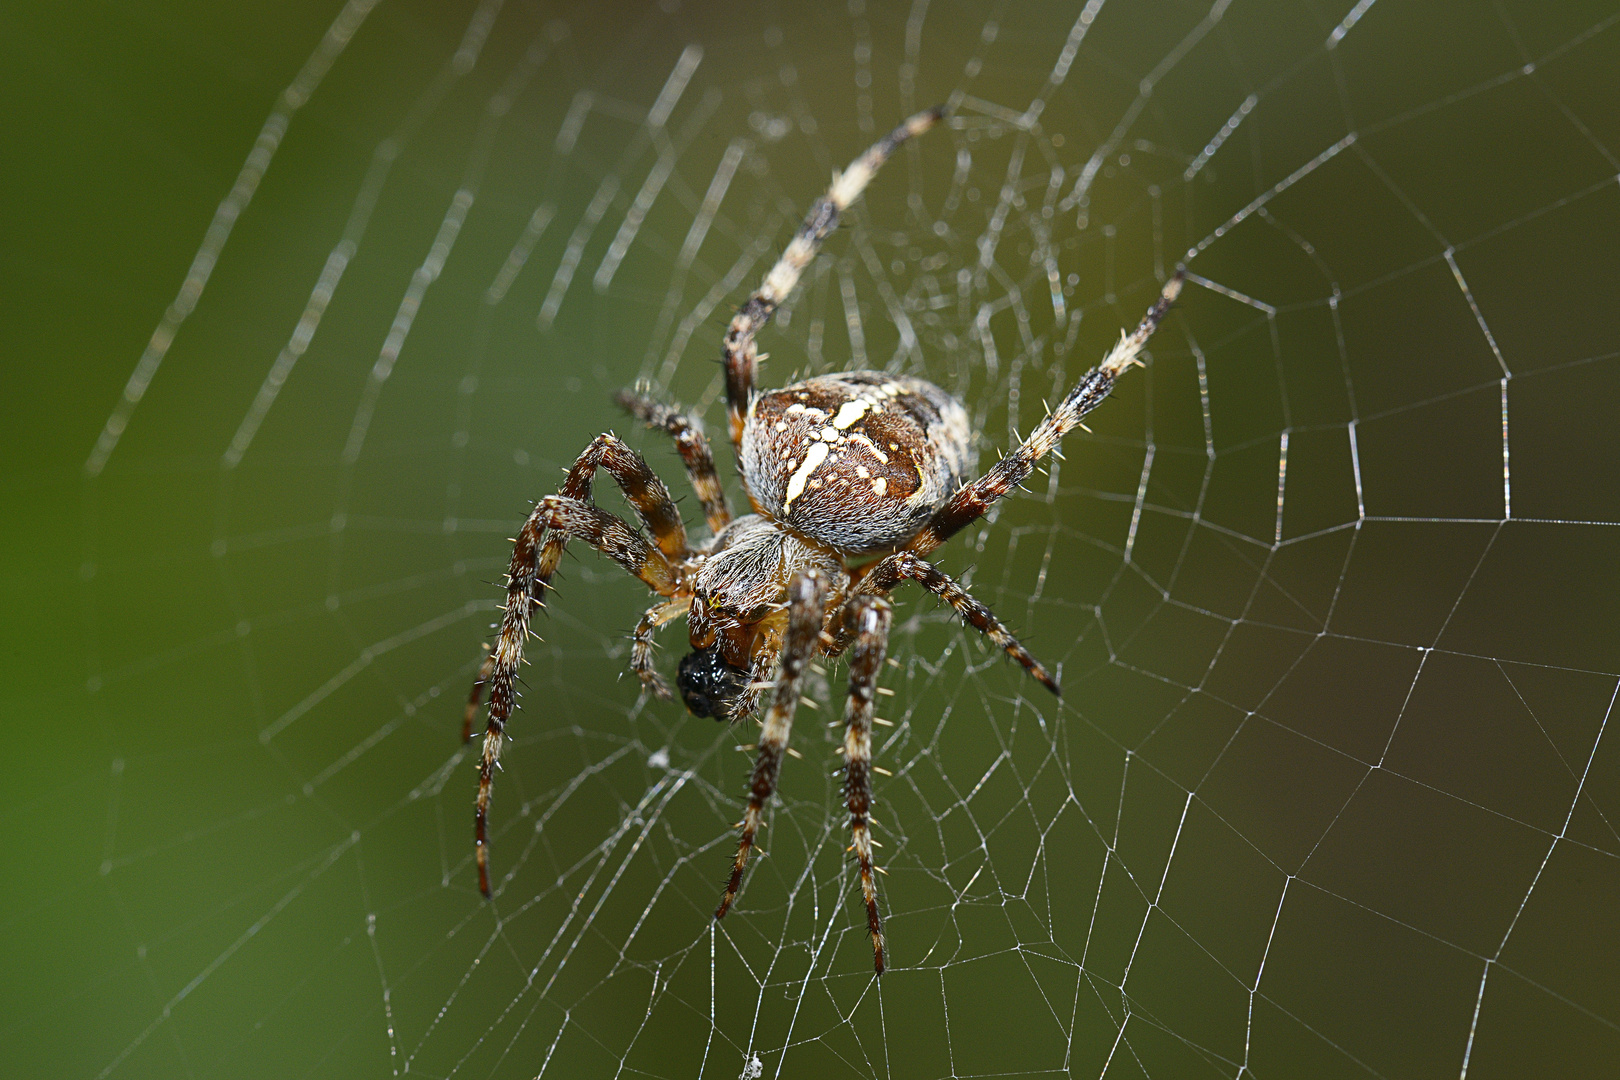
[907,272,1185,556]
[538,432,689,576]
[850,551,1059,695]
[616,390,731,536]
[470,434,690,730]
[840,594,892,973]
[716,569,826,920]
[475,491,676,898]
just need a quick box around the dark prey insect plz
[465,105,1184,973]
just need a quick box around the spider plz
[466,105,1183,974]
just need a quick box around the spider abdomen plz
[739,372,975,555]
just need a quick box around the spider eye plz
[677,646,750,720]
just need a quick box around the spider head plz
[677,645,751,720]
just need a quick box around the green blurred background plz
[5,1,1620,1076]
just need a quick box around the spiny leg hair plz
[476,482,679,897]
[476,499,551,898]
[615,389,732,536]
[462,647,496,744]
[716,569,826,920]
[841,594,892,973]
[853,551,1058,695]
[632,596,691,700]
[906,271,1185,556]
[538,433,688,582]
[723,105,947,447]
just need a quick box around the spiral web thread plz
[64,1,1620,1077]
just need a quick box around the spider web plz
[23,0,1620,1076]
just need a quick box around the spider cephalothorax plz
[465,105,1185,974]
[672,371,976,721]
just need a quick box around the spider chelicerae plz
[466,105,1183,973]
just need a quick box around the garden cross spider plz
[466,105,1183,973]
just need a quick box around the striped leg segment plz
[716,570,827,920]
[632,596,691,699]
[841,595,892,973]
[536,433,688,582]
[475,496,552,898]
[473,435,669,736]
[723,105,947,447]
[475,471,681,897]
[856,551,1059,696]
[906,272,1185,556]
[533,497,676,593]
[615,390,732,536]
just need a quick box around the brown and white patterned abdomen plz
[739,372,976,555]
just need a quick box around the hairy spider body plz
[742,372,976,554]
[681,511,846,720]
[467,105,1185,974]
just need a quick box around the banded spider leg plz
[839,594,893,973]
[474,436,684,897]
[716,570,826,919]
[905,272,1185,557]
